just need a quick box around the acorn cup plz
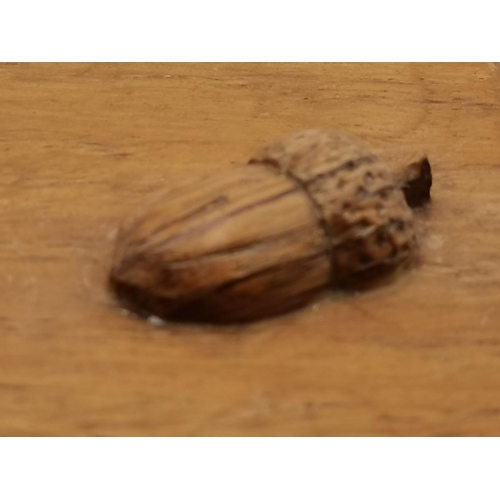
[109,130,432,324]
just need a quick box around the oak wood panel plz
[1,63,500,436]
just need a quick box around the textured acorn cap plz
[250,129,418,286]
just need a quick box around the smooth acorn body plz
[110,165,331,323]
[109,130,431,324]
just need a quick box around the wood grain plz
[1,63,500,436]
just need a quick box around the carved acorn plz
[109,130,432,324]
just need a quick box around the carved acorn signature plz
[109,130,432,324]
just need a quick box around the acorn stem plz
[392,153,432,209]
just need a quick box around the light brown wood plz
[1,63,500,436]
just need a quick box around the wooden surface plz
[1,63,500,436]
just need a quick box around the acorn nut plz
[109,129,432,324]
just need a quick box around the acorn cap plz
[249,129,420,286]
